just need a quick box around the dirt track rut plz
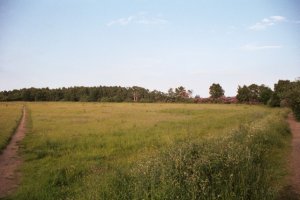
[287,114,300,198]
[0,107,26,198]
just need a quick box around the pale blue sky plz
[0,0,299,96]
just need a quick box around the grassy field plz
[1,102,291,199]
[0,103,23,151]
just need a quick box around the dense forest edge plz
[1,79,300,120]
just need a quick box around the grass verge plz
[0,103,23,152]
[5,103,291,199]
[103,110,291,199]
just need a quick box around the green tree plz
[175,86,186,98]
[88,88,99,101]
[274,80,291,100]
[269,80,300,120]
[236,85,250,102]
[237,84,273,104]
[248,84,260,102]
[268,93,280,107]
[167,88,176,102]
[209,83,224,99]
[286,81,300,120]
[0,85,171,103]
[259,85,273,104]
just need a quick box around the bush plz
[268,93,280,107]
[99,97,112,102]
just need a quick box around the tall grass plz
[7,103,290,200]
[102,110,291,199]
[0,103,23,151]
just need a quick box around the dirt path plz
[286,113,300,199]
[0,107,26,198]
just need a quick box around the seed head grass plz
[0,103,23,151]
[0,102,290,200]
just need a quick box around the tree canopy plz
[209,83,224,99]
[1,80,298,118]
[269,80,300,120]
[0,86,194,103]
[237,84,273,104]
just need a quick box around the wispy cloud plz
[248,16,286,31]
[107,12,168,27]
[241,44,282,51]
[107,16,135,26]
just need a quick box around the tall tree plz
[269,79,300,120]
[274,80,291,100]
[248,84,260,102]
[209,83,224,99]
[175,86,187,98]
[288,81,300,120]
[237,84,273,104]
[236,85,250,102]
[259,85,273,105]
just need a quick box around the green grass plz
[3,102,290,200]
[0,103,23,151]
[112,109,291,200]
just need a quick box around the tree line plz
[236,80,300,120]
[269,80,300,120]
[0,86,193,103]
[1,80,299,118]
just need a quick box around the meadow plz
[0,103,23,151]
[1,102,291,200]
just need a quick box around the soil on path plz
[0,107,26,198]
[282,113,300,199]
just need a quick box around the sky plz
[0,0,299,97]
